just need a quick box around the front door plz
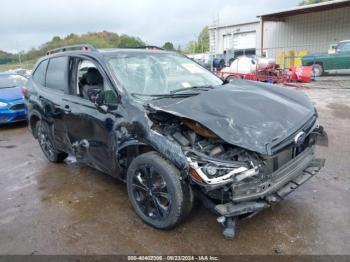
[335,42,350,70]
[62,57,120,176]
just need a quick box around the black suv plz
[25,44,327,239]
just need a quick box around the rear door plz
[61,57,120,176]
[31,56,70,152]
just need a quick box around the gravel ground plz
[0,82,349,255]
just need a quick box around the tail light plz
[22,86,27,97]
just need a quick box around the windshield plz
[0,74,27,89]
[107,52,222,97]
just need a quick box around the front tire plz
[126,151,193,229]
[36,121,68,163]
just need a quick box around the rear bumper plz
[215,146,325,217]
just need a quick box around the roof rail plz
[46,44,97,55]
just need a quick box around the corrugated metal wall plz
[210,6,350,65]
[261,6,350,60]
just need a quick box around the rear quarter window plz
[32,59,48,86]
[46,56,68,91]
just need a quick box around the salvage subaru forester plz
[24,45,327,239]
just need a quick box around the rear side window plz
[46,57,67,91]
[33,60,48,86]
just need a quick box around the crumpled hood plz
[150,80,316,155]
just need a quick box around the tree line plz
[0,31,145,65]
[0,27,211,66]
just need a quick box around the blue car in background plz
[0,73,28,125]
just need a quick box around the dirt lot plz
[0,80,350,255]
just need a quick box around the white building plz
[209,0,350,65]
[209,21,259,60]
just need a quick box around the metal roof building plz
[209,0,350,63]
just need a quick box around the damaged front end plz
[148,109,327,239]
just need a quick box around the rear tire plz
[313,63,324,77]
[126,151,193,229]
[36,121,68,163]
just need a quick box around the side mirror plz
[94,90,105,106]
[93,90,108,113]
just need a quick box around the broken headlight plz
[188,157,259,186]
[203,164,219,177]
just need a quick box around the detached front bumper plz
[215,146,325,218]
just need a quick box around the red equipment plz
[218,63,291,84]
[290,66,313,83]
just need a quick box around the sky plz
[0,0,300,52]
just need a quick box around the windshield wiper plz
[170,85,214,94]
[131,92,199,100]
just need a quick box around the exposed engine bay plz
[153,116,259,184]
[150,110,306,190]
[148,110,326,238]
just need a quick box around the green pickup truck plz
[302,40,350,76]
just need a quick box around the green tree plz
[118,35,144,48]
[299,0,332,6]
[196,26,209,53]
[162,42,175,51]
[0,31,146,65]
[185,41,197,53]
[51,36,61,42]
[184,26,210,54]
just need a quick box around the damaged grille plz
[263,137,311,175]
[231,146,315,202]
[232,131,315,202]
[263,116,317,174]
[269,115,317,155]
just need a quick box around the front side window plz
[76,59,118,104]
[32,59,48,86]
[107,52,222,98]
[46,57,67,91]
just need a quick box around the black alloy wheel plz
[131,164,171,219]
[36,121,68,163]
[127,151,193,229]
